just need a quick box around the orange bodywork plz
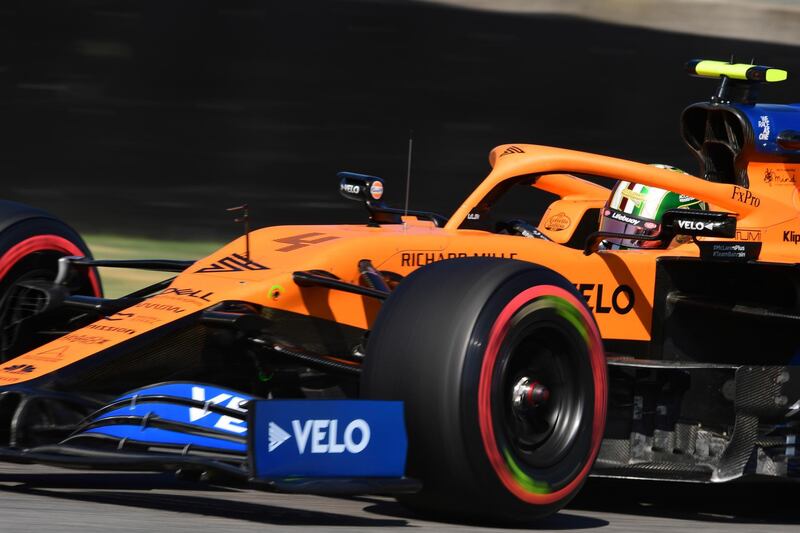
[4,145,800,385]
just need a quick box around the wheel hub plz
[511,377,550,415]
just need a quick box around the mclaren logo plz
[196,253,269,273]
[499,145,524,157]
[787,399,800,418]
[269,422,291,451]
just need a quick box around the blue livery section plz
[83,426,246,452]
[71,382,255,454]
[249,400,407,478]
[733,103,800,155]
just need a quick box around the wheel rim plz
[477,285,606,505]
[499,322,586,469]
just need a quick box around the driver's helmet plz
[599,164,707,250]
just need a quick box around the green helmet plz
[599,165,707,250]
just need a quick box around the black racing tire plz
[361,258,606,524]
[0,201,101,359]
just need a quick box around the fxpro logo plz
[268,419,371,454]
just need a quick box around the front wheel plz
[362,258,606,523]
[0,202,101,359]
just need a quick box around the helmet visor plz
[599,208,662,249]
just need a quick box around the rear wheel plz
[0,207,101,360]
[362,258,606,523]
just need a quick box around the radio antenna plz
[404,130,413,218]
[227,204,250,260]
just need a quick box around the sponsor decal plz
[274,232,339,252]
[758,115,771,141]
[697,241,761,261]
[189,386,247,434]
[621,189,646,207]
[250,400,406,478]
[158,287,214,302]
[105,312,161,325]
[467,212,481,220]
[103,312,134,322]
[784,230,800,244]
[731,186,761,207]
[196,253,268,274]
[679,194,695,202]
[400,251,518,267]
[369,181,384,200]
[63,334,109,345]
[3,364,35,374]
[340,182,361,195]
[269,422,291,451]
[610,211,642,226]
[87,324,136,335]
[499,145,524,157]
[763,168,796,187]
[576,283,635,314]
[544,212,571,231]
[134,302,186,314]
[28,345,70,362]
[735,228,761,242]
[675,219,726,232]
[267,419,371,455]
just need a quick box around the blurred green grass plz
[84,234,224,297]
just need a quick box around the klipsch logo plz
[784,231,800,244]
[196,253,269,273]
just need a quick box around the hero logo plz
[341,183,360,195]
[189,386,247,434]
[267,419,371,454]
[611,211,641,226]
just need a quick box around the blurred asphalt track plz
[2,0,799,241]
[0,462,799,532]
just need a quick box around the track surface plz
[0,463,796,532]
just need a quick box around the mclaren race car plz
[0,60,799,523]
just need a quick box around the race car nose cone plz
[512,377,550,414]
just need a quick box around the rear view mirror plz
[338,172,385,203]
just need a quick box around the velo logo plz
[268,419,371,454]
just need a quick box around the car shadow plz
[0,472,409,528]
[353,495,609,530]
[570,477,800,525]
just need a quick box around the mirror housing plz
[338,172,385,204]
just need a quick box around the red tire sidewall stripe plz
[477,284,607,505]
[0,234,101,296]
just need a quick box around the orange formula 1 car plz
[0,60,798,523]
